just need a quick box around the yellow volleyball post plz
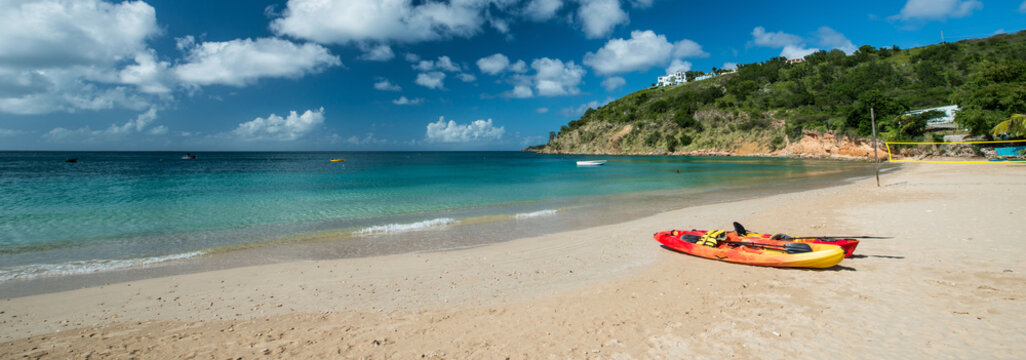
[871,108,879,187]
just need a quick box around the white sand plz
[2,163,1025,359]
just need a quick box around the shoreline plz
[3,162,1025,358]
[525,148,885,160]
[0,159,880,298]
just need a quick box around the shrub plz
[678,134,693,147]
[674,112,697,129]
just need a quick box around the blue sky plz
[1,0,1024,151]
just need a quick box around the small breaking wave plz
[0,251,205,282]
[514,209,558,219]
[354,218,458,235]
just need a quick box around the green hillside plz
[538,30,1026,155]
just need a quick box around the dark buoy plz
[65,158,78,163]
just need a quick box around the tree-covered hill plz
[537,30,1026,155]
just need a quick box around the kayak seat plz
[680,234,701,243]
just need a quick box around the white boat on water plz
[576,160,607,166]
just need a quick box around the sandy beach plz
[2,162,1025,359]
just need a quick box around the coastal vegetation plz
[991,113,1026,139]
[539,30,1026,155]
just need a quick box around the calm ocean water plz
[0,151,877,286]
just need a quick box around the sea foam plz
[0,251,205,282]
[354,218,458,235]
[514,209,558,219]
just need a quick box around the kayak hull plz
[798,238,858,258]
[654,230,845,269]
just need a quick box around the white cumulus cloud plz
[413,56,462,72]
[601,76,626,91]
[577,0,629,39]
[118,50,173,94]
[751,27,818,59]
[1,83,151,115]
[525,0,563,21]
[666,59,691,74]
[781,45,818,59]
[893,0,982,20]
[457,73,476,82]
[174,38,341,87]
[583,30,706,75]
[560,97,613,117]
[584,30,672,75]
[44,107,164,141]
[752,26,805,48]
[672,39,709,58]
[0,0,160,114]
[346,133,389,145]
[148,124,168,135]
[629,0,653,8]
[264,0,638,45]
[392,96,424,105]
[0,0,158,69]
[511,85,533,98]
[232,107,325,141]
[359,44,395,61]
[0,128,29,137]
[436,56,462,72]
[817,27,857,54]
[504,58,585,98]
[530,58,586,97]
[374,79,402,91]
[413,60,434,72]
[477,53,511,75]
[270,0,488,44]
[113,107,158,134]
[508,60,528,73]
[416,71,446,89]
[425,116,505,143]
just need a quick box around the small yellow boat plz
[329,158,345,162]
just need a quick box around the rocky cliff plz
[536,107,885,160]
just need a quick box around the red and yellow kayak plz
[739,232,859,258]
[654,230,845,269]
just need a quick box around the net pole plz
[871,107,879,187]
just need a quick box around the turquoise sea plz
[0,151,879,292]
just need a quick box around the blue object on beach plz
[994,146,1026,157]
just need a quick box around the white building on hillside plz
[693,73,716,81]
[657,71,686,87]
[905,105,960,129]
[657,70,732,87]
